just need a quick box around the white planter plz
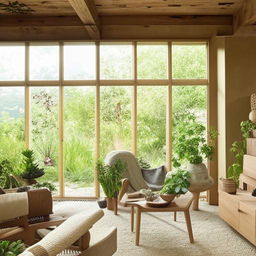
[187,163,214,193]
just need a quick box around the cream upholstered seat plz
[105,150,166,199]
[20,210,117,256]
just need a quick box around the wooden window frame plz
[0,40,214,201]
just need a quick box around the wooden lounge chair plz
[20,210,117,256]
[105,150,167,205]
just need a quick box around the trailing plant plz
[137,157,151,169]
[240,120,256,138]
[97,159,126,198]
[161,169,191,195]
[21,149,45,180]
[33,181,57,191]
[172,116,218,167]
[0,160,20,189]
[228,120,256,185]
[0,240,25,256]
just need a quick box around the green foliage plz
[0,160,20,189]
[0,240,25,256]
[97,159,126,198]
[172,114,217,167]
[227,120,256,184]
[33,181,57,191]
[240,120,256,138]
[137,157,151,169]
[21,149,45,179]
[161,169,191,194]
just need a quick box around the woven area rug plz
[54,200,256,256]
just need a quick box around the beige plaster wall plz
[222,37,256,173]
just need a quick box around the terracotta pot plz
[160,194,176,203]
[106,197,116,211]
[220,178,236,194]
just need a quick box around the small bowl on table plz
[160,194,176,203]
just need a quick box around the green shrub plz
[161,169,191,195]
[0,240,25,256]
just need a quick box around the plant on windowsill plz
[96,159,126,211]
[20,149,45,185]
[160,169,191,203]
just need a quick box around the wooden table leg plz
[192,192,200,211]
[135,207,141,246]
[174,211,177,222]
[131,206,134,232]
[184,210,194,243]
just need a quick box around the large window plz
[0,87,25,170]
[64,87,95,197]
[30,87,59,194]
[0,41,209,198]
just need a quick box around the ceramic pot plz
[187,163,214,193]
[160,194,176,203]
[97,198,107,209]
[249,110,256,123]
[220,178,236,194]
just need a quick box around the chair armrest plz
[118,178,129,203]
[21,209,104,256]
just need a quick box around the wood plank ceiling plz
[0,0,254,41]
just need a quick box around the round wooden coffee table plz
[125,194,194,246]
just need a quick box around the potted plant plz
[172,120,217,192]
[0,159,20,191]
[0,240,25,255]
[20,149,45,185]
[226,120,256,189]
[160,169,191,203]
[96,159,126,211]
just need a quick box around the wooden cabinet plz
[219,190,256,245]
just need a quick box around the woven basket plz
[220,178,236,194]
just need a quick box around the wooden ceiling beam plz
[101,15,233,26]
[234,0,256,35]
[0,16,83,27]
[67,0,101,39]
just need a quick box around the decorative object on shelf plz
[249,93,256,123]
[249,110,256,123]
[251,93,256,111]
[252,188,256,197]
[21,149,45,185]
[220,178,236,194]
[0,1,35,14]
[96,159,126,214]
[160,169,191,203]
[172,119,217,210]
